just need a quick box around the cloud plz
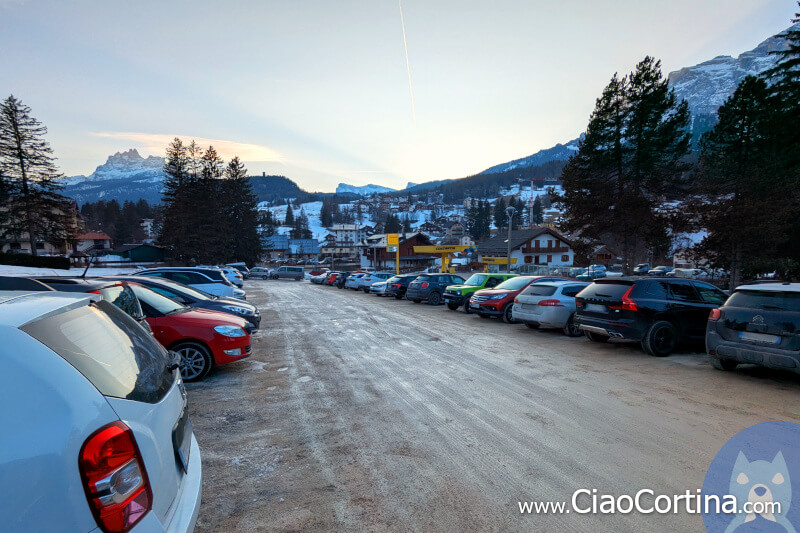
[91,132,284,162]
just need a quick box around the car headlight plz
[487,294,506,300]
[222,305,253,315]
[214,325,247,337]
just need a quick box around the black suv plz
[406,274,465,305]
[385,274,419,300]
[574,277,728,356]
[706,282,800,373]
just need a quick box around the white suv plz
[0,291,202,532]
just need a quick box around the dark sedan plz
[385,274,420,299]
[103,275,261,331]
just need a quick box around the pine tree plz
[159,138,193,261]
[532,195,544,225]
[493,197,507,229]
[0,95,71,255]
[384,213,402,234]
[284,203,295,226]
[222,157,262,264]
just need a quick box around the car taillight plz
[87,290,101,294]
[608,287,638,312]
[538,299,564,307]
[393,284,401,288]
[514,297,519,303]
[79,421,151,533]
[421,282,429,288]
[709,308,721,321]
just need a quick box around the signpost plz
[386,234,400,274]
[413,245,469,273]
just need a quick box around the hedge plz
[0,252,71,270]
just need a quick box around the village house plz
[359,232,436,271]
[476,227,574,268]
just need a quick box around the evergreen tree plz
[402,215,412,233]
[531,196,544,225]
[159,138,193,261]
[384,213,402,234]
[222,157,262,264]
[0,95,71,254]
[493,197,507,229]
[284,202,295,226]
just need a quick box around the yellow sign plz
[413,245,469,253]
[481,257,517,265]
[386,234,399,247]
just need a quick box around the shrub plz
[0,252,71,270]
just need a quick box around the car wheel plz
[563,314,582,337]
[428,292,442,305]
[395,294,403,300]
[642,320,678,357]
[271,274,279,280]
[463,297,472,314]
[585,331,610,343]
[363,287,370,293]
[412,299,421,303]
[295,276,302,281]
[174,342,213,382]
[711,356,738,371]
[447,303,458,310]
[501,303,515,324]
[525,323,539,329]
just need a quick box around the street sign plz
[413,245,468,253]
[387,246,398,252]
[481,257,517,265]
[386,233,399,247]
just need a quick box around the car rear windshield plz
[521,284,557,296]
[727,290,800,312]
[576,281,633,300]
[495,277,534,291]
[21,300,173,403]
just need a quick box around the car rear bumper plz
[707,333,800,372]
[513,305,569,328]
[575,315,646,340]
[405,288,430,300]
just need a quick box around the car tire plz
[563,314,582,337]
[525,323,539,329]
[585,331,610,343]
[642,320,678,357]
[395,294,403,300]
[501,303,515,324]
[428,292,442,305]
[412,299,421,303]
[271,274,279,280]
[295,276,302,281]
[463,297,472,314]
[363,287,370,293]
[447,303,458,310]
[711,356,738,371]
[174,342,213,382]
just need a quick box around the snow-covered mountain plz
[480,136,582,175]
[64,149,167,204]
[335,183,396,196]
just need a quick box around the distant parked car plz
[334,272,352,288]
[226,262,250,279]
[385,274,419,300]
[199,265,244,287]
[309,268,330,276]
[129,283,252,381]
[666,268,703,279]
[648,266,674,276]
[249,266,271,279]
[355,272,393,293]
[369,280,391,296]
[576,265,607,281]
[442,273,515,312]
[633,263,652,275]
[103,275,261,330]
[407,273,466,305]
[345,273,366,290]
[513,280,590,335]
[269,266,304,281]
[310,272,329,284]
[136,267,244,299]
[575,277,728,356]
[471,276,574,323]
[0,290,202,533]
[706,282,800,373]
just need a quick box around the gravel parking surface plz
[188,280,800,532]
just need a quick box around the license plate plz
[586,304,607,313]
[443,298,451,303]
[471,303,481,309]
[739,331,781,344]
[172,407,192,473]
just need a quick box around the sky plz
[1,0,796,192]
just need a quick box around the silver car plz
[369,281,389,296]
[0,291,202,532]
[268,266,305,280]
[512,281,589,336]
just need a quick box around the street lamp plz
[506,206,516,273]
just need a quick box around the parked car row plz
[311,270,800,376]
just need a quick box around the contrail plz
[398,0,417,127]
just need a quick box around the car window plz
[130,284,185,315]
[561,284,588,298]
[485,277,502,288]
[726,290,800,312]
[668,281,700,302]
[521,285,557,296]
[100,284,144,320]
[464,274,487,286]
[450,276,464,284]
[495,277,533,291]
[576,282,632,300]
[21,300,173,403]
[148,285,183,300]
[694,283,727,305]
[140,271,165,278]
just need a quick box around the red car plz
[325,272,342,286]
[130,283,252,381]
[471,276,574,323]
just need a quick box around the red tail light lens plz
[609,287,638,312]
[514,297,519,303]
[538,299,564,307]
[79,422,151,533]
[709,308,722,321]
[421,282,429,289]
[87,290,102,294]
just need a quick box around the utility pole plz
[506,206,516,273]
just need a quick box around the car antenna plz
[81,255,95,279]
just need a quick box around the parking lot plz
[188,279,800,532]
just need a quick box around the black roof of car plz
[30,276,130,292]
[0,276,55,292]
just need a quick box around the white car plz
[136,267,245,299]
[0,290,202,532]
[249,267,270,279]
[369,281,389,296]
[199,265,244,288]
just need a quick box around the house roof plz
[77,232,112,241]
[112,243,165,254]
[362,232,431,248]
[476,227,571,256]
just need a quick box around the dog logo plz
[724,451,795,532]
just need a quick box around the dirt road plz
[188,280,800,532]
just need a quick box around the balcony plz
[521,244,570,254]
